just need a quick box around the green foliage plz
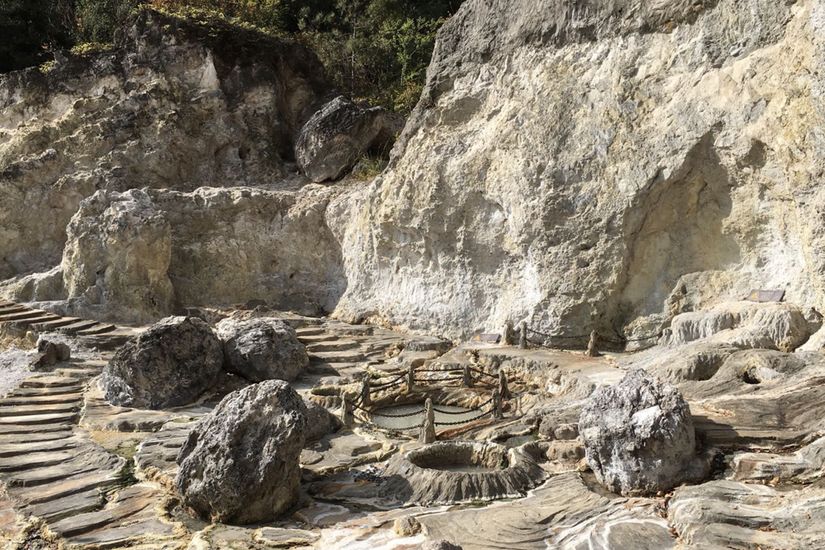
[351,154,388,180]
[70,41,114,55]
[74,0,141,42]
[1,0,463,113]
[0,0,75,72]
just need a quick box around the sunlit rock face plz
[333,0,825,341]
[0,9,331,284]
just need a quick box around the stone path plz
[0,301,142,351]
[0,346,181,548]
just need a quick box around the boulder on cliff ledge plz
[295,95,395,182]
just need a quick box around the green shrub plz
[2,0,464,114]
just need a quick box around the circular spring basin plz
[369,403,479,430]
[380,441,547,505]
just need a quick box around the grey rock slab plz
[0,437,78,458]
[0,412,78,426]
[16,471,119,505]
[669,480,825,548]
[418,472,674,550]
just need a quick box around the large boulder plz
[175,380,307,524]
[215,318,309,382]
[579,369,704,496]
[295,96,395,182]
[102,316,223,409]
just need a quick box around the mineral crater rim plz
[1,0,825,549]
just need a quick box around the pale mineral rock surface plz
[0,0,824,549]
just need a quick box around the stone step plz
[0,305,28,314]
[297,333,339,343]
[19,471,118,505]
[0,450,75,473]
[5,314,62,328]
[0,412,78,426]
[54,367,104,379]
[78,333,133,351]
[0,438,78,458]
[7,386,84,398]
[305,339,360,352]
[26,488,104,523]
[0,423,74,435]
[308,350,366,363]
[0,430,73,445]
[0,392,83,406]
[295,327,326,337]
[76,324,117,336]
[0,310,49,322]
[30,317,82,331]
[0,402,80,417]
[21,376,81,389]
[67,518,175,548]
[55,320,101,335]
[50,487,154,537]
[6,461,98,487]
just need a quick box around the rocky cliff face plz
[0,9,331,285]
[333,0,824,342]
[0,10,346,322]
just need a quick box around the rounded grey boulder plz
[216,318,309,382]
[175,380,307,524]
[295,95,394,182]
[102,316,223,409]
[579,368,701,496]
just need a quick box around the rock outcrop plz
[0,8,331,290]
[332,0,825,342]
[61,189,173,324]
[579,369,706,496]
[175,380,307,525]
[216,317,309,382]
[102,316,223,409]
[665,302,817,352]
[3,184,347,322]
[295,96,395,182]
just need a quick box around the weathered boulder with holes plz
[175,380,307,524]
[102,316,223,409]
[580,369,708,496]
[295,95,396,182]
[215,318,309,382]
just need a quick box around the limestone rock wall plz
[0,9,331,281]
[333,0,825,340]
[3,184,346,323]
